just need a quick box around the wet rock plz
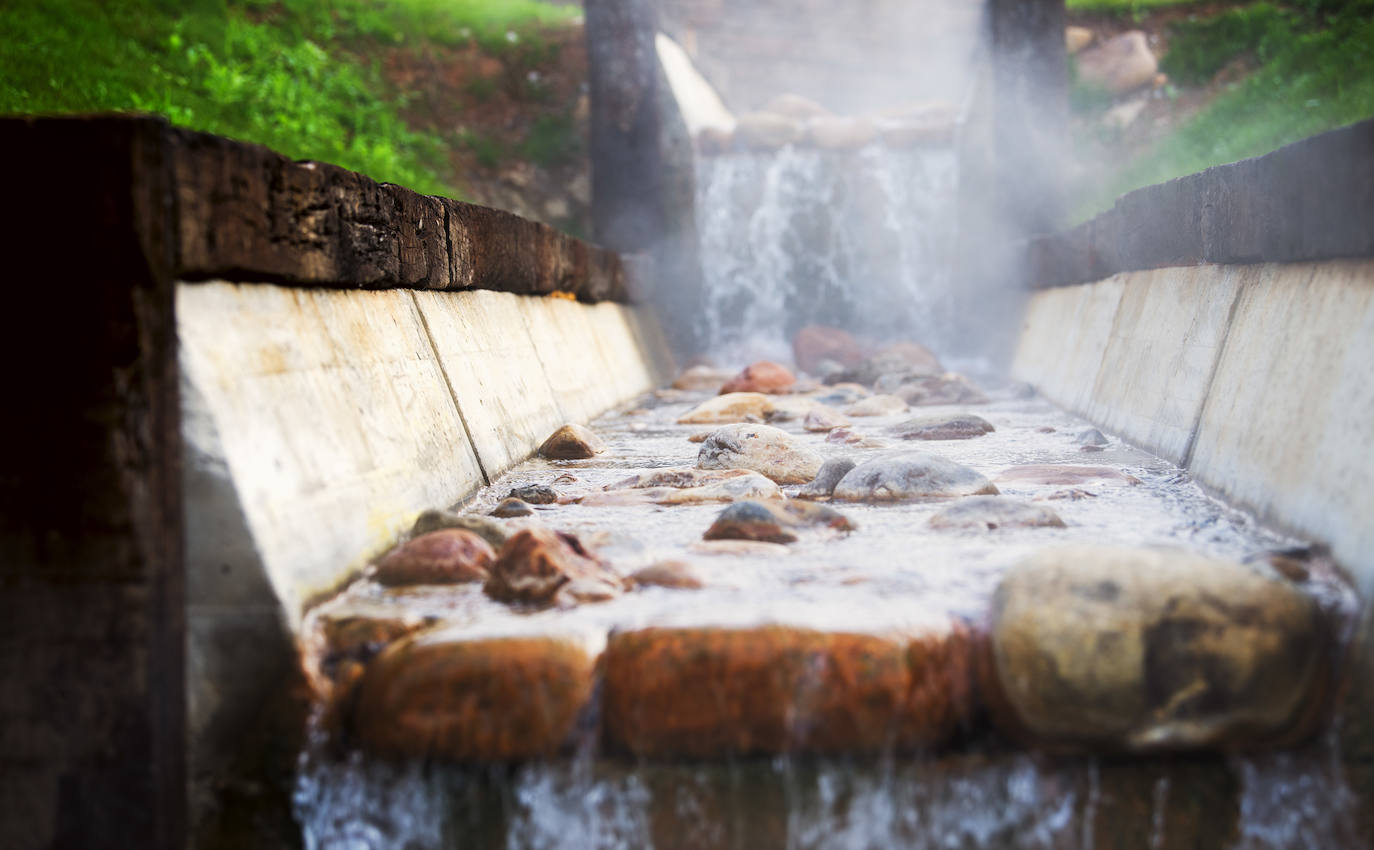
[490,498,535,518]
[824,428,889,448]
[928,497,1065,531]
[803,405,851,432]
[1076,428,1109,447]
[582,469,782,506]
[981,545,1329,752]
[797,457,858,499]
[672,364,734,392]
[630,560,705,590]
[1038,488,1098,502]
[703,499,855,544]
[602,625,972,757]
[832,452,998,502]
[765,394,828,422]
[720,360,796,395]
[1066,25,1094,54]
[410,510,510,549]
[538,423,606,460]
[1076,31,1158,95]
[830,342,942,387]
[687,430,712,443]
[892,414,995,441]
[843,394,908,417]
[697,423,824,485]
[735,111,804,150]
[807,115,877,150]
[352,631,599,761]
[676,392,775,424]
[690,539,792,557]
[317,604,431,661]
[811,382,870,406]
[373,529,495,586]
[894,374,990,406]
[508,484,558,505]
[793,325,865,376]
[484,527,623,606]
[996,465,1140,487]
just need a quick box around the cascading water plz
[694,143,961,364]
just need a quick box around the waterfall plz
[693,143,961,365]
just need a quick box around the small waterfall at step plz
[694,144,960,364]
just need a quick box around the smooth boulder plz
[797,457,858,499]
[793,325,865,375]
[697,423,824,485]
[928,497,1065,531]
[676,392,775,424]
[832,452,998,502]
[373,529,495,586]
[538,423,606,460]
[981,545,1329,752]
[703,499,855,544]
[892,414,995,441]
[720,360,796,395]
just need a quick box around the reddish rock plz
[352,632,599,761]
[602,625,972,758]
[484,527,623,606]
[720,361,796,395]
[373,530,495,586]
[318,607,431,660]
[538,423,606,460]
[793,325,865,375]
[875,342,943,376]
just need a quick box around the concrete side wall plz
[181,282,673,843]
[1013,259,1374,589]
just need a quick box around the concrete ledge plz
[1028,120,1374,288]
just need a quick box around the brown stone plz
[352,631,599,761]
[980,545,1331,753]
[538,423,606,460]
[317,606,430,660]
[373,530,495,586]
[1076,31,1159,95]
[602,625,971,758]
[697,423,824,484]
[763,94,829,120]
[1066,26,1094,54]
[703,499,855,544]
[996,464,1141,487]
[793,325,865,376]
[490,497,535,518]
[735,112,804,150]
[676,392,775,424]
[803,405,851,432]
[720,360,796,395]
[410,510,511,549]
[484,528,623,606]
[629,561,705,590]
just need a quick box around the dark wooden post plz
[585,0,702,359]
[0,117,185,850]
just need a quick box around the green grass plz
[1066,0,1207,15]
[1075,0,1374,218]
[0,0,577,197]
[1160,2,1290,85]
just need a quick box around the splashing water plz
[694,144,960,363]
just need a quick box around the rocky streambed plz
[295,341,1364,849]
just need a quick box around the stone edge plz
[1025,118,1374,288]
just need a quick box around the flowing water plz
[293,380,1364,849]
[694,146,961,363]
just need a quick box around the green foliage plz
[458,129,505,169]
[1077,1,1374,219]
[1161,3,1290,85]
[1065,0,1204,16]
[519,114,580,167]
[0,0,577,196]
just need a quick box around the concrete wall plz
[0,115,673,850]
[1013,121,1374,827]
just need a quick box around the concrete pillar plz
[585,0,701,359]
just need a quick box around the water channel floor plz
[294,375,1363,849]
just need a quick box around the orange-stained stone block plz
[352,631,599,762]
[602,625,973,758]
